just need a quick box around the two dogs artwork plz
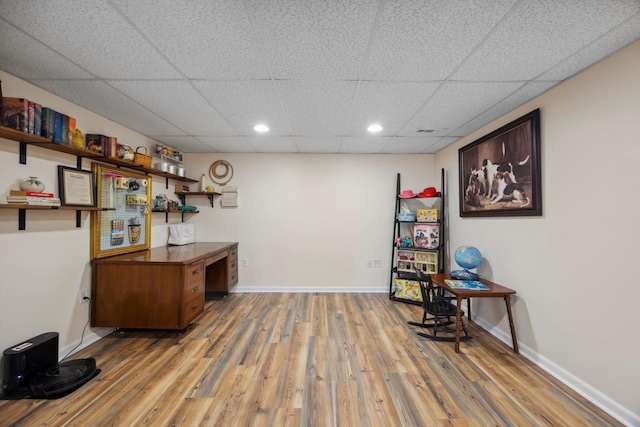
[465,142,531,209]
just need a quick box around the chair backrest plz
[415,270,446,314]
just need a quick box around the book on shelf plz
[10,190,55,197]
[2,97,29,133]
[41,107,56,139]
[6,196,61,204]
[53,111,63,143]
[444,279,489,290]
[61,114,69,144]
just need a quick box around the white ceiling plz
[1,0,639,154]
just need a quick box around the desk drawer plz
[186,260,204,285]
[181,293,204,325]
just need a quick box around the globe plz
[451,246,482,280]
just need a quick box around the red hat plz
[417,187,440,198]
[398,189,417,198]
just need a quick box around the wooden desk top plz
[91,242,237,265]
[430,273,516,297]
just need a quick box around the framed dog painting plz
[459,109,542,217]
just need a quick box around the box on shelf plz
[393,278,422,302]
[175,185,190,192]
[414,223,439,249]
[126,194,147,205]
[416,208,439,222]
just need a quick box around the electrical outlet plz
[372,258,381,268]
[242,258,248,267]
[79,289,90,304]
[366,259,372,268]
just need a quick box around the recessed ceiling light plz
[254,124,269,133]
[367,123,383,133]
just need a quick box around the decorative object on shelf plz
[117,144,134,161]
[20,176,46,192]
[178,205,197,211]
[134,146,152,167]
[451,246,482,280]
[153,194,168,211]
[397,212,416,222]
[417,187,440,198]
[395,234,413,247]
[206,186,214,192]
[72,129,85,149]
[128,217,141,244]
[398,189,417,198]
[416,208,438,223]
[199,173,207,192]
[209,160,234,186]
[414,223,439,249]
[459,108,541,217]
[57,166,96,207]
[221,185,238,207]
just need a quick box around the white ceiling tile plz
[245,136,299,153]
[248,0,378,80]
[276,81,357,135]
[452,81,557,137]
[339,137,390,154]
[422,137,460,153]
[108,80,237,136]
[193,80,291,136]
[31,79,185,136]
[197,136,257,153]
[380,136,441,154]
[400,82,524,136]
[453,0,640,81]
[111,0,270,80]
[294,137,342,153]
[362,0,518,81]
[345,81,441,136]
[0,0,181,79]
[0,21,93,79]
[537,14,640,81]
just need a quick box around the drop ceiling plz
[1,0,638,154]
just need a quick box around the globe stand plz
[450,269,478,280]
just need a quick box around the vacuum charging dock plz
[1,332,99,399]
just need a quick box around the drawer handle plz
[191,303,199,310]
[192,286,200,292]
[192,269,201,275]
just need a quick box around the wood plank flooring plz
[0,293,621,426]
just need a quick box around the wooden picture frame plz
[57,165,96,207]
[90,163,151,259]
[459,109,542,217]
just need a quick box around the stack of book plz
[5,190,61,206]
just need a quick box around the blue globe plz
[452,246,482,280]
[455,246,482,270]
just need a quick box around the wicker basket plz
[134,146,152,168]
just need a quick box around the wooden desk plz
[431,274,518,354]
[91,242,238,330]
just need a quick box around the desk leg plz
[455,296,463,353]
[504,295,519,354]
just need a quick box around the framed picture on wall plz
[459,109,542,217]
[57,166,96,207]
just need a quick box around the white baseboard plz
[473,316,639,427]
[233,286,389,293]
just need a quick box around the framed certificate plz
[57,166,96,207]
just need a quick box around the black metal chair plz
[407,270,472,342]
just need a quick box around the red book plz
[10,190,55,198]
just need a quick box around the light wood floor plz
[0,293,621,426]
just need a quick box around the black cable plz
[62,296,91,360]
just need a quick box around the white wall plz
[184,153,437,290]
[435,40,640,424]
